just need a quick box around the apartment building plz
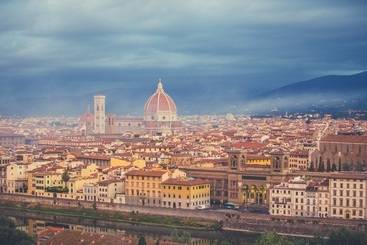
[125,169,170,207]
[161,178,210,209]
[289,150,309,170]
[329,173,367,219]
[6,162,28,193]
[269,173,367,220]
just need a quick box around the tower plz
[270,151,289,174]
[228,149,246,171]
[94,95,105,134]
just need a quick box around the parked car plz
[223,202,239,209]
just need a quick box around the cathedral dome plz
[144,79,177,121]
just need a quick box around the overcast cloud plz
[0,0,366,114]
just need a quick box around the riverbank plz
[0,201,218,232]
[0,193,366,237]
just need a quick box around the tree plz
[318,162,325,172]
[331,163,337,172]
[243,184,250,205]
[326,162,331,172]
[309,162,315,171]
[138,236,147,245]
[251,185,259,204]
[327,228,367,245]
[355,162,363,171]
[255,232,293,245]
[62,169,70,186]
[0,216,34,245]
[342,163,351,171]
[259,185,266,204]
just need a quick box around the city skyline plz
[0,2,367,244]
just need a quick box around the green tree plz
[355,162,363,171]
[256,232,293,245]
[62,169,70,186]
[341,163,351,171]
[138,236,147,245]
[331,163,337,171]
[326,162,331,172]
[0,216,34,245]
[243,184,250,204]
[327,228,367,245]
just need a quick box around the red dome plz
[144,80,177,116]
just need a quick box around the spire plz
[157,78,163,91]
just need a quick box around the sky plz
[0,0,366,115]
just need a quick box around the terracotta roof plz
[78,154,110,161]
[125,169,167,177]
[232,141,265,149]
[162,178,210,186]
[321,135,367,144]
[97,179,121,186]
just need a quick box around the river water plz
[7,214,260,245]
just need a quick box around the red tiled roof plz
[162,178,210,186]
[321,135,367,144]
[125,169,167,177]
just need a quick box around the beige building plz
[161,178,210,209]
[125,169,170,207]
[289,150,309,171]
[329,173,366,219]
[96,179,124,203]
[269,173,367,220]
[6,162,28,193]
[269,176,307,217]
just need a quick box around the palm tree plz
[258,185,266,205]
[251,185,258,204]
[242,184,250,205]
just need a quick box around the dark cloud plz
[0,0,366,115]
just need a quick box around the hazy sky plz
[0,0,367,96]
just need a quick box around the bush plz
[256,232,292,245]
[0,216,34,245]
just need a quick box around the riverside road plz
[0,193,366,236]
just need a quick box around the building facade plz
[161,178,210,209]
[311,135,367,171]
[269,173,367,220]
[125,169,169,207]
[329,173,366,219]
[94,95,106,134]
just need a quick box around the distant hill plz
[263,71,367,97]
[246,71,367,114]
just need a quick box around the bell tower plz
[94,95,106,134]
[228,149,246,171]
[270,151,289,173]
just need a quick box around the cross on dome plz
[157,78,163,91]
